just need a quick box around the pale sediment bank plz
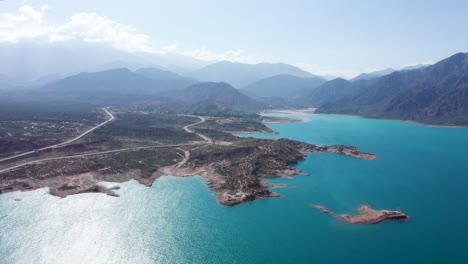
[262,117,303,125]
[262,108,317,114]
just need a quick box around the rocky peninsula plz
[153,138,377,206]
[0,137,377,206]
[0,111,377,206]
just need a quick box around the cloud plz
[182,48,257,63]
[162,42,178,53]
[0,5,155,53]
[0,5,49,42]
[52,12,155,52]
[0,5,257,64]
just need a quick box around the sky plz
[1,0,468,78]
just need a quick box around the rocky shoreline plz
[151,138,377,206]
[0,137,377,206]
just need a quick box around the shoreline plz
[260,108,315,124]
[403,119,468,128]
[261,116,304,125]
[0,141,377,206]
[261,108,317,115]
[231,130,279,135]
[317,112,468,128]
[265,110,468,129]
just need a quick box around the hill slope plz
[315,52,468,124]
[300,78,358,107]
[189,61,316,88]
[180,82,263,111]
[351,68,395,81]
[135,67,194,81]
[241,74,326,98]
[34,68,193,105]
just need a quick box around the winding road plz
[0,108,115,164]
[0,112,212,174]
[0,142,204,174]
[183,115,213,143]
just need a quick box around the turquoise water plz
[1,113,468,263]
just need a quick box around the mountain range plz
[0,41,208,82]
[179,82,262,111]
[313,52,468,124]
[350,64,430,82]
[188,61,318,88]
[241,74,326,98]
[34,68,176,104]
[351,68,395,81]
[1,40,466,125]
[0,40,332,90]
[19,68,262,112]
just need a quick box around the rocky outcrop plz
[341,205,410,224]
[311,204,410,224]
[0,136,377,206]
[158,138,377,206]
[321,145,377,160]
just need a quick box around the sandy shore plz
[261,109,315,124]
[262,116,303,125]
[317,112,468,128]
[404,120,468,128]
[262,108,317,115]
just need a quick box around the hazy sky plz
[1,0,468,77]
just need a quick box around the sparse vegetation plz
[0,100,104,157]
[0,107,375,205]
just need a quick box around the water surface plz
[1,113,467,263]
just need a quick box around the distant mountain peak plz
[188,61,318,88]
[351,68,395,81]
[315,52,468,125]
[134,67,187,81]
[241,74,326,98]
[181,81,262,111]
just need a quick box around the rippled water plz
[1,113,467,263]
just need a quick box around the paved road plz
[0,108,115,164]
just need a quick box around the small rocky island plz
[312,204,410,224]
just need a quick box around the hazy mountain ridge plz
[241,74,326,98]
[0,40,208,82]
[33,68,193,105]
[351,68,395,81]
[179,82,263,111]
[299,78,358,107]
[134,67,198,84]
[1,38,467,124]
[189,61,317,88]
[21,69,264,111]
[315,52,468,124]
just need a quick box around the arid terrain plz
[0,106,376,205]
